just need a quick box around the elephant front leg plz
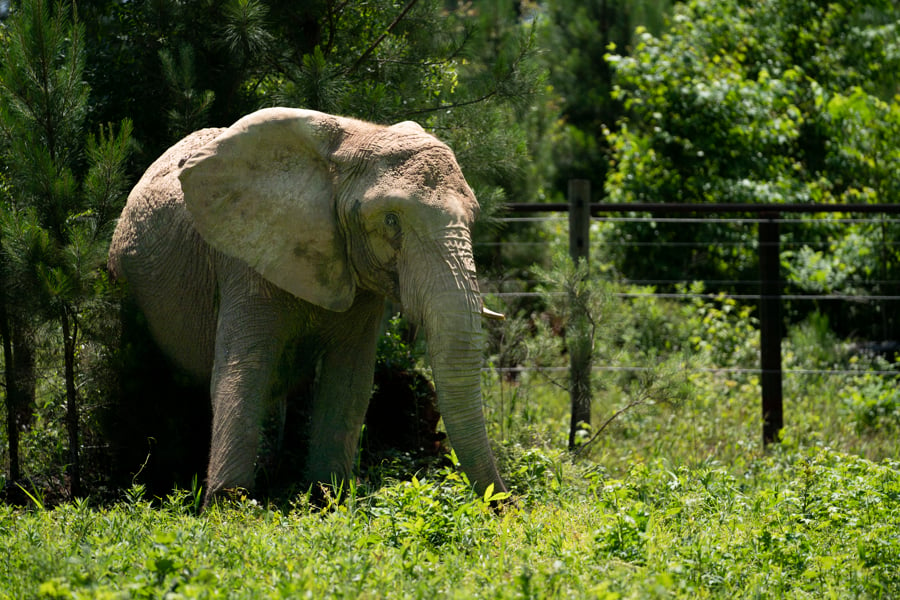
[205,271,286,504]
[305,294,382,490]
[206,360,273,502]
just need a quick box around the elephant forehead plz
[374,149,478,219]
[384,143,457,177]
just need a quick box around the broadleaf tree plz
[603,0,900,338]
[541,0,671,193]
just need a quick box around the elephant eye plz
[384,213,400,229]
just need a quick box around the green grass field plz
[3,372,899,598]
[2,301,899,599]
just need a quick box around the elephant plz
[108,107,507,504]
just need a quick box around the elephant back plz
[109,128,226,380]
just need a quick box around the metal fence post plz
[567,180,592,450]
[759,213,783,445]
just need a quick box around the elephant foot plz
[202,486,254,510]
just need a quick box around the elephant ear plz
[178,108,356,312]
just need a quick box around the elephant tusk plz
[481,305,506,321]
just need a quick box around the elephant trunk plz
[403,234,506,495]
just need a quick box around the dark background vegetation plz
[1,0,898,502]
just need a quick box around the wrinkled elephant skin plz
[108,108,506,504]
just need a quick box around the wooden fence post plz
[567,180,592,450]
[501,201,900,451]
[759,213,783,445]
[568,180,591,264]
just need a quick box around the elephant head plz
[177,107,506,495]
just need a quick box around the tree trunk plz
[61,306,81,498]
[567,276,593,450]
[0,302,20,485]
[567,308,593,450]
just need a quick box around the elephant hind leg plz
[143,228,218,380]
[115,207,218,381]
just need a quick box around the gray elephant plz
[108,107,507,503]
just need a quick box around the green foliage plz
[684,285,759,368]
[484,253,694,457]
[3,248,900,597]
[375,313,422,372]
[541,0,672,192]
[78,0,545,206]
[1,445,898,597]
[159,44,217,139]
[0,0,133,495]
[365,466,504,550]
[603,0,900,337]
[842,370,900,433]
[364,313,443,471]
[0,0,87,237]
[0,0,548,500]
[0,7,898,597]
[607,0,900,206]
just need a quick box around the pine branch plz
[571,397,645,458]
[399,91,499,117]
[398,17,540,119]
[345,0,419,75]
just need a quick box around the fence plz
[491,180,900,447]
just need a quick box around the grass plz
[2,441,898,598]
[2,296,899,598]
[3,367,899,598]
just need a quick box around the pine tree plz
[0,180,36,492]
[0,0,132,497]
[542,0,671,192]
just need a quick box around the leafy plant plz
[603,0,900,338]
[842,370,900,433]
